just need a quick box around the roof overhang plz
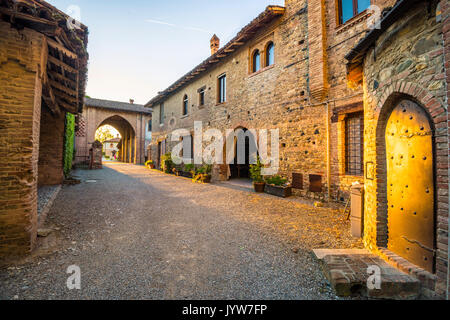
[145,5,285,108]
[0,0,89,115]
[345,0,424,65]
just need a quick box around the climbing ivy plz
[64,113,75,177]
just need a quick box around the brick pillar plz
[0,23,46,256]
[307,0,328,101]
[38,108,66,185]
[440,0,450,300]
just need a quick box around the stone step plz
[313,249,420,299]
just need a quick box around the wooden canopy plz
[0,0,89,115]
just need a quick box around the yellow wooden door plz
[386,100,435,273]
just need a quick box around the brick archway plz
[75,99,152,165]
[373,81,448,292]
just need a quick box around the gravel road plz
[0,163,362,300]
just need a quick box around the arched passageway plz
[97,115,136,163]
[74,98,152,166]
[226,127,257,180]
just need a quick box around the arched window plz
[252,50,260,73]
[182,95,188,116]
[266,42,274,67]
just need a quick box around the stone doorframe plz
[373,80,448,296]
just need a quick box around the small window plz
[218,74,226,104]
[182,95,188,116]
[199,88,205,106]
[266,42,274,67]
[148,120,152,132]
[159,103,164,125]
[252,50,261,73]
[338,0,370,24]
[345,112,364,175]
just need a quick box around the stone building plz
[346,0,449,299]
[75,98,152,165]
[0,1,88,256]
[103,136,120,159]
[145,0,449,298]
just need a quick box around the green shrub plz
[249,157,264,182]
[196,164,212,175]
[183,163,195,173]
[63,113,75,177]
[265,175,288,186]
[161,153,173,173]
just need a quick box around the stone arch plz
[96,115,135,138]
[95,115,137,164]
[372,81,448,277]
[94,113,137,139]
[222,126,257,180]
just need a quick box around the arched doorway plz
[227,127,257,179]
[96,115,136,164]
[385,99,435,273]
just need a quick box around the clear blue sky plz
[47,0,285,105]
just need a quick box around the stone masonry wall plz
[441,0,450,300]
[362,2,448,298]
[324,0,396,201]
[0,22,46,256]
[150,0,334,198]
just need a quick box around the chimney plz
[129,99,134,104]
[210,34,220,55]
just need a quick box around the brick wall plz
[38,107,66,185]
[440,0,450,299]
[0,22,45,256]
[361,2,448,298]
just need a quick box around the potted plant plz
[161,153,173,174]
[180,163,195,178]
[264,175,292,198]
[249,158,265,193]
[145,160,155,169]
[193,164,212,183]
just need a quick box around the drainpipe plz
[326,102,331,202]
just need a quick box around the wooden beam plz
[47,39,78,60]
[49,79,77,97]
[48,71,77,89]
[48,55,78,74]
[56,98,78,114]
[42,83,61,116]
[52,87,78,104]
[224,48,235,53]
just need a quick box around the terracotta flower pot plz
[253,181,266,193]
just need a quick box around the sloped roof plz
[84,98,152,114]
[0,0,89,114]
[104,138,121,144]
[145,5,285,107]
[345,0,423,65]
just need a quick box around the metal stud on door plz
[385,100,435,273]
